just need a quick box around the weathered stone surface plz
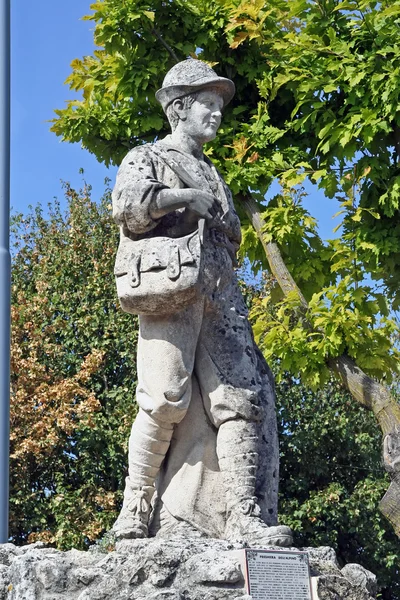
[342,563,377,596]
[306,549,377,600]
[0,538,376,600]
[315,575,373,600]
[179,549,243,584]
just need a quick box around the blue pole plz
[0,0,10,543]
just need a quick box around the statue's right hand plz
[151,188,219,221]
[183,189,220,220]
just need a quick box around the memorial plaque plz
[245,549,312,600]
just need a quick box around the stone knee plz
[137,373,193,425]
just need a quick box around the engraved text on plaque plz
[245,549,312,600]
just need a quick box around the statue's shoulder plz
[120,142,156,163]
[119,142,172,171]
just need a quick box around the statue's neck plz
[169,131,204,160]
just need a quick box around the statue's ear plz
[171,98,187,121]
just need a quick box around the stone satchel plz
[115,147,206,316]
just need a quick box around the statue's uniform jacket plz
[112,139,265,428]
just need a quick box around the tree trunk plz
[240,192,400,538]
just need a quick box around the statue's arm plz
[112,147,220,234]
[151,188,219,221]
[112,146,169,234]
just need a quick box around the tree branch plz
[239,193,308,308]
[151,28,180,64]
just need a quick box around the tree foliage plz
[51,0,400,388]
[10,182,138,549]
[276,375,400,599]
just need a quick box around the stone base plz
[0,536,377,600]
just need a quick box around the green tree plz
[276,375,400,599]
[10,182,137,549]
[51,0,400,537]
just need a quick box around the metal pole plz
[0,0,11,543]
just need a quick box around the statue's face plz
[179,89,224,143]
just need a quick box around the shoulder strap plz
[151,144,205,191]
[150,144,207,243]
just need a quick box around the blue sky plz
[11,1,338,238]
[11,1,117,216]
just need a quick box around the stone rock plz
[315,575,373,600]
[179,549,243,584]
[304,547,377,600]
[342,563,377,596]
[305,545,340,567]
[0,538,377,600]
[0,545,20,567]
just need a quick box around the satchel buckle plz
[167,244,181,280]
[130,254,141,288]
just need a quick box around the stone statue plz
[111,59,292,547]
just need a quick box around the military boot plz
[217,419,293,547]
[112,409,174,540]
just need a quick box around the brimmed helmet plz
[155,59,235,111]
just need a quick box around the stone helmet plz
[155,59,235,111]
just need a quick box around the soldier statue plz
[111,59,292,547]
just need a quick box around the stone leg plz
[113,298,204,539]
[194,275,291,544]
[113,409,174,539]
[217,419,293,547]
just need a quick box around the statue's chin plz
[202,130,218,144]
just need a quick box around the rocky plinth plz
[0,536,377,600]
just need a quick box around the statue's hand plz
[151,188,219,221]
[184,189,220,220]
